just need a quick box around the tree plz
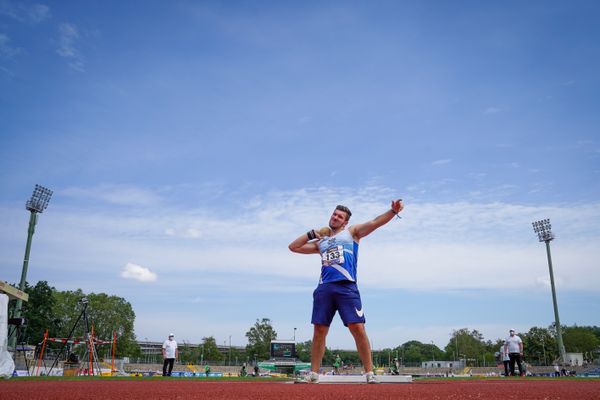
[335,348,361,366]
[201,336,223,363]
[178,341,194,364]
[397,340,443,364]
[444,328,487,366]
[8,281,59,346]
[245,318,277,361]
[229,346,244,366]
[177,341,205,365]
[51,289,140,358]
[9,283,141,358]
[522,326,557,365]
[295,340,311,363]
[563,326,600,355]
[373,347,400,368]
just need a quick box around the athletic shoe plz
[301,371,319,383]
[365,371,379,384]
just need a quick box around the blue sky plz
[1,0,599,351]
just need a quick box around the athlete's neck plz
[331,227,345,235]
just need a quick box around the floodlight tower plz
[532,218,567,364]
[9,185,53,349]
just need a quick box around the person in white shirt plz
[500,345,510,376]
[162,333,178,376]
[503,328,524,376]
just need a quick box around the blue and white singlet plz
[318,229,359,284]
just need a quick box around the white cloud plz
[56,23,84,72]
[62,184,161,206]
[9,184,598,292]
[163,227,202,238]
[2,185,599,348]
[431,159,452,166]
[468,184,518,200]
[0,1,51,23]
[484,107,501,114]
[0,33,20,58]
[28,3,49,22]
[184,228,202,238]
[406,179,455,195]
[121,262,157,282]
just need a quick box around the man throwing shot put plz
[288,200,403,384]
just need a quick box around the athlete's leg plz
[311,324,329,372]
[348,323,373,373]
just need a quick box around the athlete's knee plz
[313,324,329,337]
[347,322,366,336]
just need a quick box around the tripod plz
[7,318,32,376]
[48,298,101,376]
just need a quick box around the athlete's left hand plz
[391,199,403,214]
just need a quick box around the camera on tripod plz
[78,297,89,305]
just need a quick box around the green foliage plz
[178,338,240,365]
[52,290,140,358]
[522,326,557,365]
[372,348,399,367]
[395,340,444,364]
[202,336,224,362]
[563,326,600,354]
[8,281,59,345]
[245,318,277,361]
[334,349,361,366]
[178,342,196,364]
[443,328,493,366]
[9,281,140,358]
[295,340,311,362]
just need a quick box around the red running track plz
[1,379,599,400]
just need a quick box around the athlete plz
[288,199,403,383]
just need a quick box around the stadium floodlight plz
[533,219,554,242]
[9,184,53,350]
[25,184,53,213]
[532,218,567,365]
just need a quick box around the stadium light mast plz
[9,184,53,349]
[532,218,567,365]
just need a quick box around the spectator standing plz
[162,333,178,376]
[500,345,510,376]
[503,329,524,376]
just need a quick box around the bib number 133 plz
[322,245,345,266]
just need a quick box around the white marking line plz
[317,375,412,384]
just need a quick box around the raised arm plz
[288,230,321,254]
[349,199,403,241]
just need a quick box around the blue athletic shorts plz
[311,281,365,327]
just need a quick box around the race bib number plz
[322,245,345,266]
